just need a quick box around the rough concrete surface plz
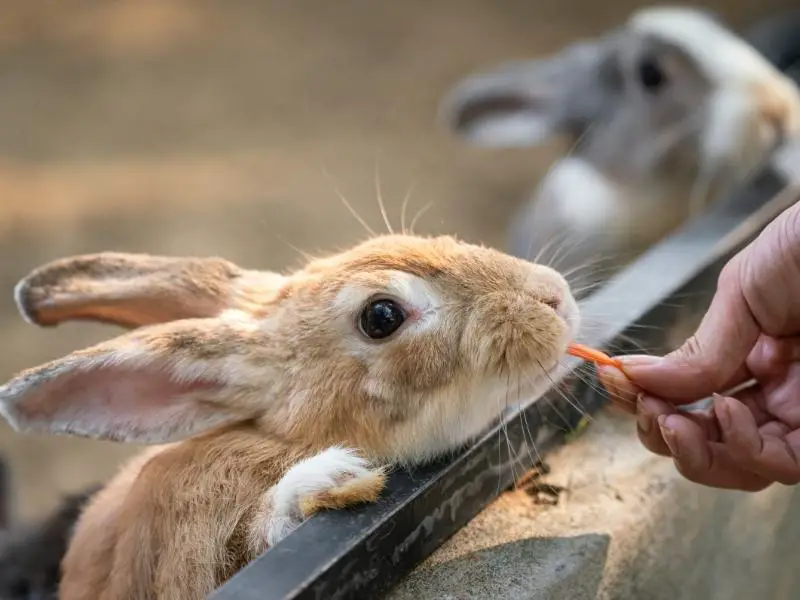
[388,406,800,600]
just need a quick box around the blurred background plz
[0,0,792,523]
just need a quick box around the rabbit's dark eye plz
[359,299,406,340]
[637,55,667,92]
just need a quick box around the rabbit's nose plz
[753,80,800,145]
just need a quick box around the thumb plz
[619,261,760,401]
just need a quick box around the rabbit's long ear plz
[14,253,285,329]
[0,317,273,443]
[439,39,613,147]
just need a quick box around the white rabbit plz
[440,6,800,294]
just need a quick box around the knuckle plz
[776,473,800,486]
[773,459,800,486]
[672,458,708,485]
[722,424,759,455]
[740,480,772,492]
[671,335,725,387]
[716,257,742,292]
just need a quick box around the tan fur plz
[0,234,579,600]
[751,79,800,141]
[297,469,387,516]
[15,252,281,328]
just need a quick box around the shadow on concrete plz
[388,534,610,600]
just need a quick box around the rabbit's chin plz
[380,367,559,465]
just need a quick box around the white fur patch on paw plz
[262,447,380,547]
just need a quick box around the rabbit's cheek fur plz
[363,330,460,398]
[382,374,533,462]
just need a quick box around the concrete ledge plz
[388,406,800,600]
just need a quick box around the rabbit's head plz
[0,237,578,463]
[441,6,800,200]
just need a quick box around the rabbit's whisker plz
[562,256,622,286]
[550,231,622,277]
[409,202,433,234]
[525,122,597,265]
[516,371,548,491]
[373,158,395,235]
[532,228,570,264]
[495,387,506,497]
[399,180,418,235]
[544,231,579,271]
[565,364,613,401]
[275,234,315,262]
[321,166,377,237]
[501,370,521,486]
[534,362,592,424]
[565,121,598,161]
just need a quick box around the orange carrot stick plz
[567,342,623,369]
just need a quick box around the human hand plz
[598,200,800,491]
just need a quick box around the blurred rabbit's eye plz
[359,298,406,340]
[637,55,666,92]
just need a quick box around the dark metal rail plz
[210,167,797,600]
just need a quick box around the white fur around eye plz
[383,272,441,330]
[333,271,442,331]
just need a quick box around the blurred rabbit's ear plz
[14,252,286,329]
[438,39,613,147]
[0,317,271,444]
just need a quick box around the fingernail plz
[658,415,680,458]
[619,354,661,367]
[636,394,652,433]
[597,365,619,394]
[712,393,730,431]
[598,366,634,407]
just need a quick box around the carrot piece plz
[567,342,623,369]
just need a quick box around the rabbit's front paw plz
[262,447,386,547]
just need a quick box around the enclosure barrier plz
[207,159,798,600]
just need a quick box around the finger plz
[743,336,800,429]
[618,258,760,401]
[657,414,772,491]
[745,335,800,380]
[715,394,800,485]
[722,384,773,428]
[637,395,721,457]
[759,421,792,438]
[597,365,637,414]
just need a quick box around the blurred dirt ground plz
[0,0,790,522]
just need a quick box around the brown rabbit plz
[0,235,580,600]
